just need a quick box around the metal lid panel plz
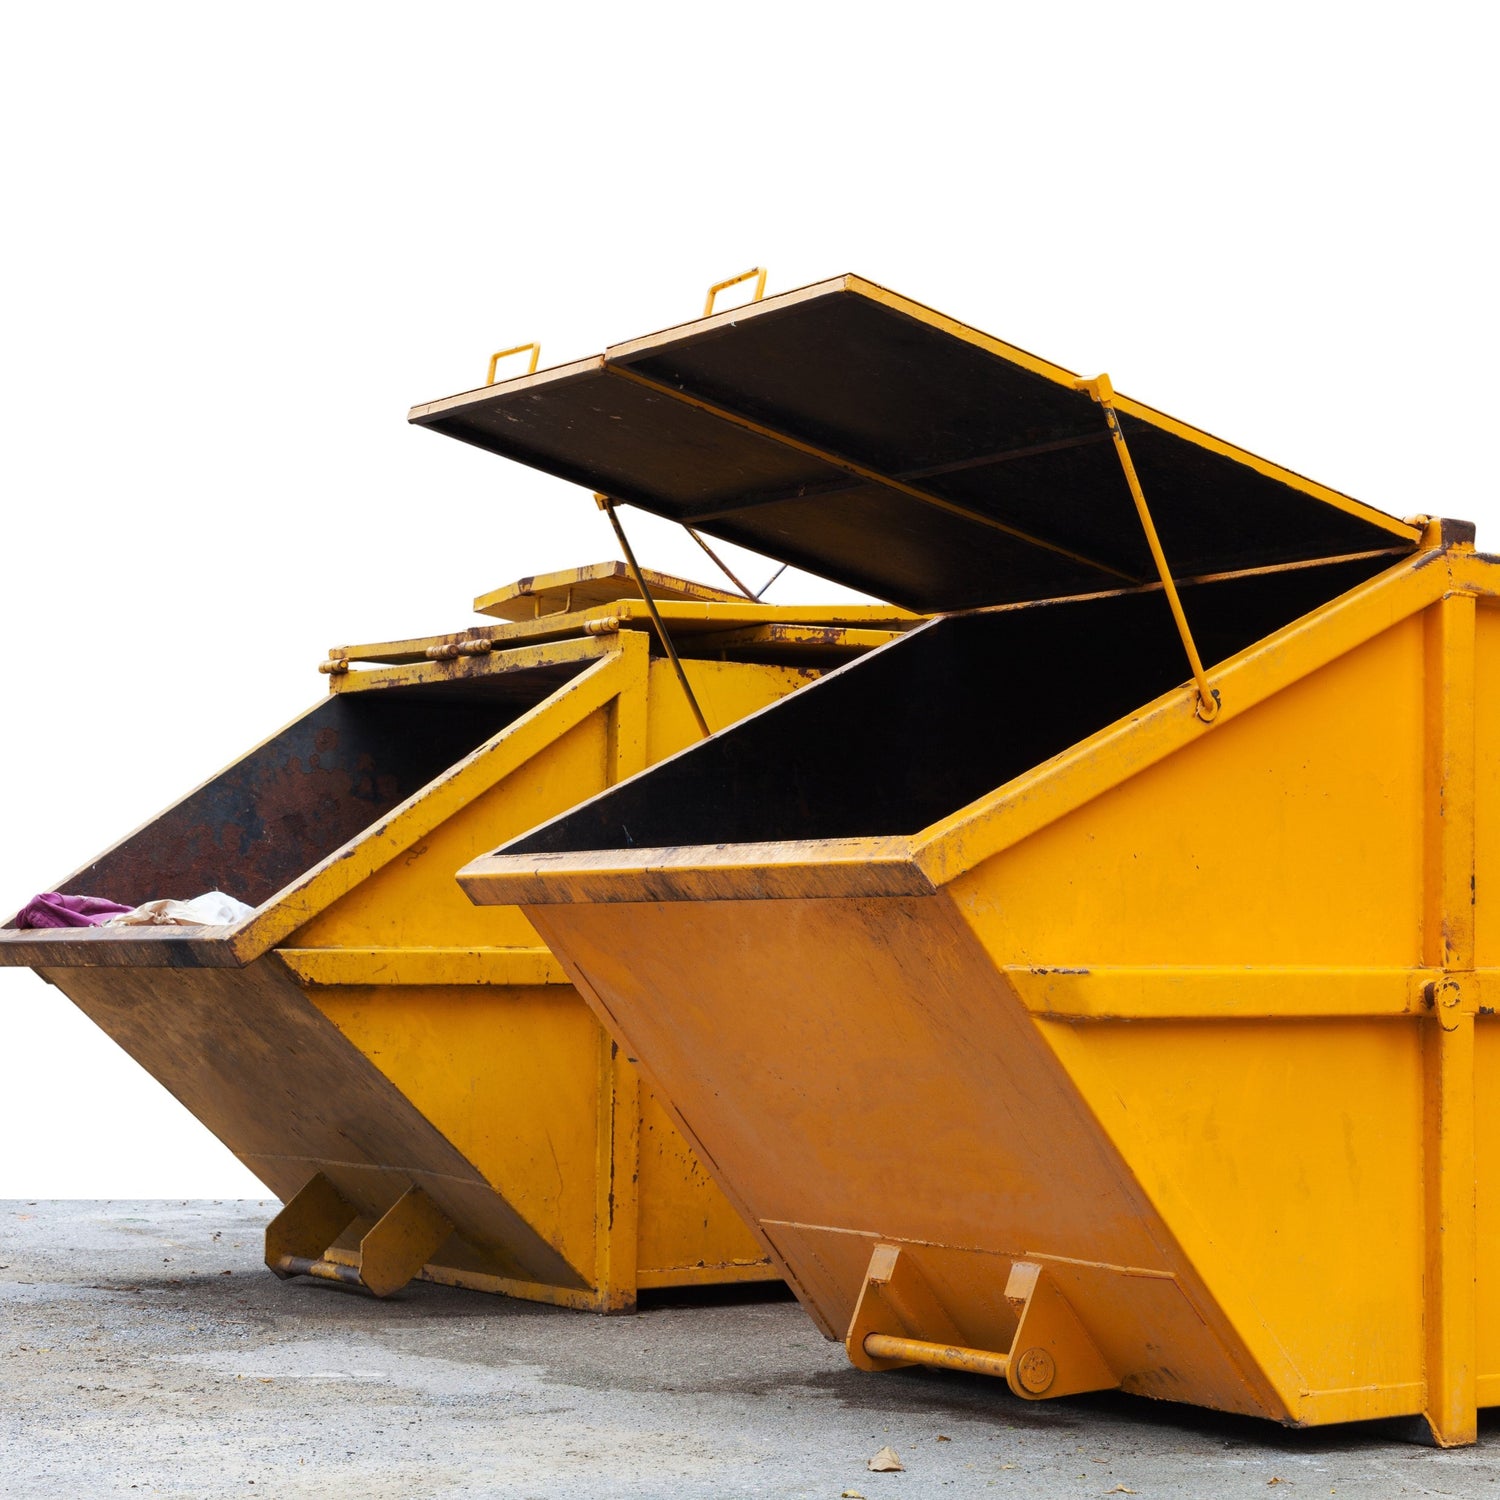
[412,277,1418,611]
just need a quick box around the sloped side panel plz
[291,660,819,951]
[527,891,1283,1418]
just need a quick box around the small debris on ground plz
[868,1446,904,1473]
[842,1491,867,1498]
[935,1434,951,1442]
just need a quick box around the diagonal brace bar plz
[1076,374,1220,722]
[595,494,712,738]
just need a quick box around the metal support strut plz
[595,494,712,738]
[683,527,756,599]
[1076,374,1220,723]
[683,526,789,600]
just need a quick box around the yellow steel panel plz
[635,1082,766,1278]
[292,709,613,951]
[294,653,814,952]
[956,605,1438,1418]
[1034,1015,1425,1419]
[917,556,1445,891]
[232,645,634,962]
[310,983,601,1283]
[278,947,568,988]
[474,561,741,620]
[643,658,819,765]
[952,618,1427,967]
[1474,1018,1500,1397]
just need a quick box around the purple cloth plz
[15,893,135,930]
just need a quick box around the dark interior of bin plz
[10,691,554,919]
[505,554,1392,852]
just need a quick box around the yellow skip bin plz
[450,275,1495,1443]
[0,561,913,1309]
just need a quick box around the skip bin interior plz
[504,552,1396,856]
[5,684,576,924]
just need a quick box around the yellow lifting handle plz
[703,267,768,319]
[1075,373,1220,724]
[486,342,542,385]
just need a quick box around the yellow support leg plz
[357,1187,454,1299]
[845,1244,1117,1400]
[265,1173,356,1279]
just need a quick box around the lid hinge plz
[1076,374,1221,724]
[595,494,712,738]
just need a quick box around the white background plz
[0,2,1492,1195]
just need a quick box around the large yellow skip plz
[447,275,1495,1444]
[0,562,913,1309]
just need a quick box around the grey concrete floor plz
[2,1204,1499,1498]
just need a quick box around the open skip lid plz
[408,274,1420,614]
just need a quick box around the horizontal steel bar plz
[277,946,570,988]
[863,1332,1011,1379]
[273,1255,364,1287]
[329,601,920,668]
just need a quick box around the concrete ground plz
[2,1204,1498,1498]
